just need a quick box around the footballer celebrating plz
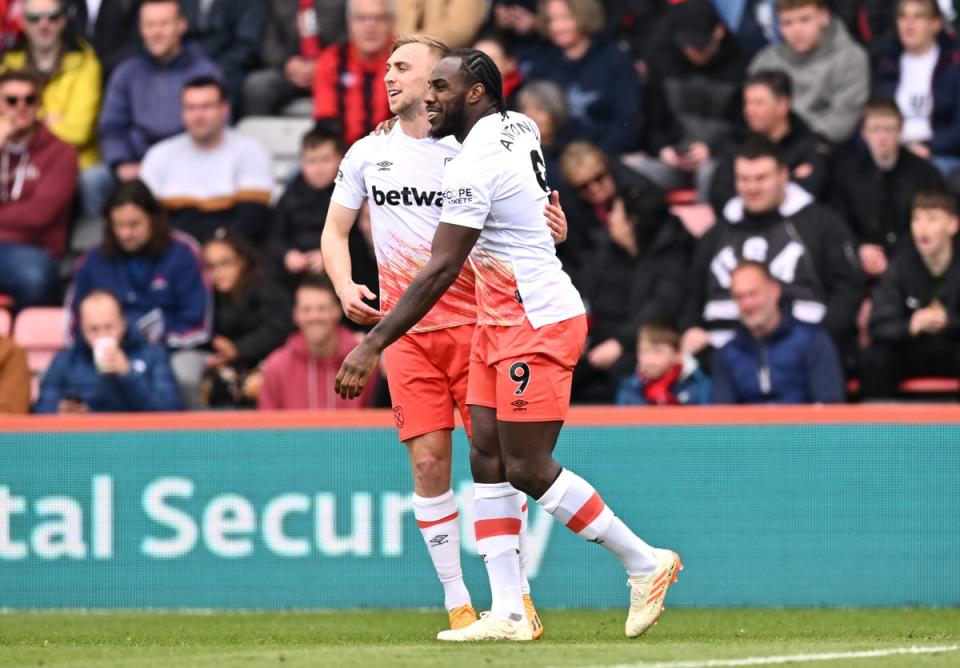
[321,35,564,636]
[335,49,682,642]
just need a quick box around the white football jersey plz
[439,112,585,329]
[332,124,477,333]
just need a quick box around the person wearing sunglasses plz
[559,140,693,403]
[2,0,102,171]
[0,69,77,310]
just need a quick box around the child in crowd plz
[616,322,711,406]
[267,125,378,296]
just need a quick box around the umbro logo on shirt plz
[377,161,393,172]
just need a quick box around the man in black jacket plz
[860,186,960,398]
[630,0,747,200]
[65,0,140,79]
[681,137,864,358]
[243,0,347,117]
[830,97,943,280]
[180,0,264,114]
[709,69,831,214]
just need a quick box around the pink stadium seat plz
[0,309,10,336]
[13,307,68,400]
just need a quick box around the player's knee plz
[411,451,449,488]
[504,460,544,497]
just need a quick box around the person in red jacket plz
[258,274,378,409]
[0,69,77,309]
[312,0,393,147]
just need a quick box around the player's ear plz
[467,82,485,104]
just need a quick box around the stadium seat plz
[236,116,315,200]
[13,307,68,400]
[0,309,10,336]
[667,189,697,206]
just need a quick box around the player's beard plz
[428,96,466,140]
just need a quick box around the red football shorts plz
[467,314,588,422]
[383,324,474,442]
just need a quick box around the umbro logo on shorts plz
[511,399,528,412]
[393,406,405,428]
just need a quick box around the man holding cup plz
[34,291,182,413]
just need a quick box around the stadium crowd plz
[1,0,960,412]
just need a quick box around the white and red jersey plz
[331,124,477,333]
[439,112,585,329]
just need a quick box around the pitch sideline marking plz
[582,644,960,668]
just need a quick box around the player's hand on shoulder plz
[371,117,398,136]
[338,281,383,325]
[545,190,567,244]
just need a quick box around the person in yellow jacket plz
[2,0,101,169]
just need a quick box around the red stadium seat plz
[666,189,697,206]
[846,377,960,397]
[13,307,68,400]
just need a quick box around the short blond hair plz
[560,141,607,183]
[537,0,605,40]
[391,34,450,58]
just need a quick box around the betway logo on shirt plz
[371,184,443,207]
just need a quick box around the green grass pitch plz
[0,609,958,667]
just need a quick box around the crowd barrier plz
[1,406,958,609]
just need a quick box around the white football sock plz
[515,489,531,595]
[538,468,659,576]
[474,482,526,621]
[413,490,471,611]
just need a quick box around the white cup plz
[93,337,117,373]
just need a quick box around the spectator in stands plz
[681,138,864,358]
[83,0,221,218]
[0,334,29,413]
[873,0,960,176]
[632,0,747,200]
[860,187,960,398]
[831,97,944,279]
[524,0,642,155]
[64,0,140,78]
[0,0,23,51]
[712,261,845,403]
[243,0,347,117]
[313,0,393,147]
[616,322,711,406]
[0,69,76,309]
[562,142,693,402]
[200,230,292,408]
[140,76,273,244]
[267,125,378,294]
[68,179,210,348]
[709,69,832,214]
[181,0,264,114]
[558,141,667,284]
[68,179,210,407]
[711,0,776,58]
[35,290,182,413]
[396,0,486,49]
[749,0,869,144]
[474,32,524,107]
[259,275,377,409]
[2,0,101,170]
[516,80,568,189]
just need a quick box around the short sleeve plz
[437,157,492,230]
[331,141,368,210]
